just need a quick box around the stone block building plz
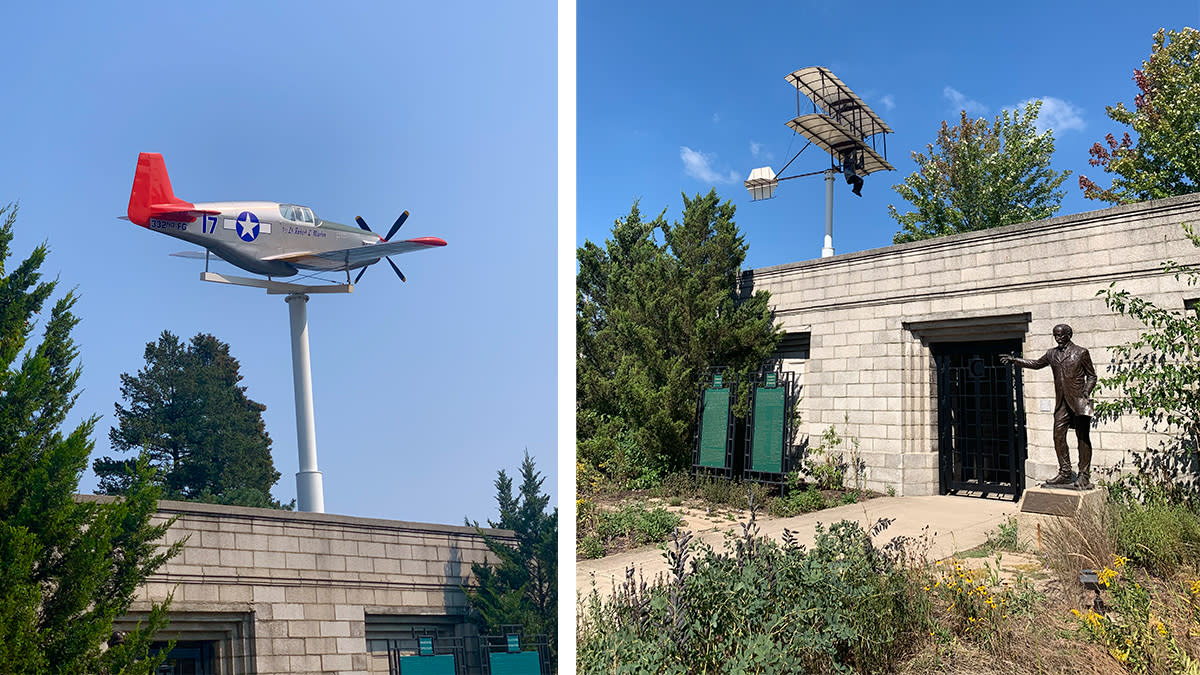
[740,193,1200,497]
[101,497,517,674]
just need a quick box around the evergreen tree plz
[889,100,1070,244]
[0,204,180,673]
[577,191,778,487]
[94,331,287,509]
[465,451,557,655]
[1080,27,1200,204]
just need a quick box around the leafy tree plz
[0,204,181,673]
[1095,223,1200,501]
[889,100,1070,244]
[577,191,779,487]
[465,451,557,655]
[94,331,288,509]
[1080,27,1200,204]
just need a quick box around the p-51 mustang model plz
[124,152,446,282]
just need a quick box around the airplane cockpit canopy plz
[279,204,317,225]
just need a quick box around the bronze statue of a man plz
[1000,324,1098,489]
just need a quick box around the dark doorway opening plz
[152,641,215,675]
[933,340,1027,499]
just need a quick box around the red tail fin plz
[127,152,195,226]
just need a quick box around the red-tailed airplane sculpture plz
[124,152,446,282]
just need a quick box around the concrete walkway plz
[576,495,1019,597]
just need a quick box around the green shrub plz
[656,471,696,498]
[808,455,846,491]
[698,475,736,504]
[1112,500,1200,577]
[692,476,773,510]
[633,506,682,543]
[802,418,864,491]
[994,517,1020,551]
[578,534,605,559]
[769,475,828,517]
[578,517,932,673]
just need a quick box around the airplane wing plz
[292,237,448,270]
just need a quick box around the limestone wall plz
[100,497,511,674]
[742,193,1200,496]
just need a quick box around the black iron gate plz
[933,341,1027,499]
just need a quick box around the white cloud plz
[1014,96,1086,134]
[943,86,987,116]
[680,146,739,184]
[712,112,721,123]
[749,141,773,162]
[879,94,895,111]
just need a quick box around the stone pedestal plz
[1015,486,1106,551]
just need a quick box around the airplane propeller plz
[353,211,411,283]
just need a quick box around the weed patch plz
[576,500,683,558]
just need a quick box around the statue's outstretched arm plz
[1001,352,1049,369]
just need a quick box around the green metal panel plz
[751,386,786,473]
[698,387,731,468]
[398,654,455,674]
[489,650,541,675]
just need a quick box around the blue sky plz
[0,2,557,524]
[578,1,1200,268]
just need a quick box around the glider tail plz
[127,152,195,226]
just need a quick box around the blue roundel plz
[236,211,260,242]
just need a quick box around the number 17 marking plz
[202,215,218,234]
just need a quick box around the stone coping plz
[743,191,1200,277]
[75,494,515,541]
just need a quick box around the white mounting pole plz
[286,293,324,513]
[822,169,835,258]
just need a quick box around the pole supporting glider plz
[287,293,324,513]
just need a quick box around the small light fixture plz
[1080,570,1103,611]
[744,166,779,201]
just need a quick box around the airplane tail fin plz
[127,152,198,226]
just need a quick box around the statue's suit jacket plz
[1011,343,1097,417]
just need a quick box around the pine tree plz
[466,451,557,655]
[889,101,1069,243]
[577,191,778,486]
[0,203,180,673]
[94,331,287,509]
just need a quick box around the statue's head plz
[1052,323,1073,345]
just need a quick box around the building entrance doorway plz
[933,340,1027,499]
[153,641,214,675]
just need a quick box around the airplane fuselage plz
[148,201,382,277]
[126,152,444,280]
